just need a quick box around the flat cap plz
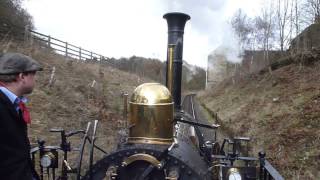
[0,53,43,75]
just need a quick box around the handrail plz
[261,160,284,180]
[259,152,284,180]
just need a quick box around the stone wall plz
[290,23,320,53]
[241,50,283,74]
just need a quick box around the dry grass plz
[199,55,320,179]
[1,41,151,176]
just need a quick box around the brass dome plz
[128,83,174,145]
[130,83,172,105]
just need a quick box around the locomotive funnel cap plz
[128,83,174,145]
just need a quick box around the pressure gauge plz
[227,168,242,180]
[40,152,55,168]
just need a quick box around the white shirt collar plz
[0,87,28,104]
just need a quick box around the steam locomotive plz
[30,12,284,180]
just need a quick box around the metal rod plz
[123,93,128,122]
[176,118,219,129]
[89,120,99,179]
[166,44,175,93]
[76,122,91,180]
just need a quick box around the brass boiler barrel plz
[163,12,190,110]
[128,83,174,144]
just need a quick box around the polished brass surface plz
[128,83,174,144]
[127,137,173,145]
[167,44,175,93]
[130,83,173,104]
[122,153,161,169]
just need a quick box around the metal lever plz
[50,128,64,133]
[64,160,72,171]
[66,130,85,137]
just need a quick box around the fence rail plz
[28,29,109,62]
[1,23,112,65]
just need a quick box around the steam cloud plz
[211,23,243,63]
[161,0,244,65]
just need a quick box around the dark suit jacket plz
[0,90,38,180]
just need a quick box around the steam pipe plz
[163,12,190,110]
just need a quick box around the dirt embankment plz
[199,52,320,179]
[1,43,151,166]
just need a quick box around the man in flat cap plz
[0,53,42,180]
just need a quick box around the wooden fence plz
[28,29,109,62]
[1,23,112,64]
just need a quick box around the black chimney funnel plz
[163,12,190,110]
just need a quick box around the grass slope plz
[1,43,150,170]
[199,53,320,179]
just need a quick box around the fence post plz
[79,47,82,60]
[49,66,56,87]
[24,25,31,46]
[99,55,103,66]
[90,51,93,60]
[65,42,68,57]
[48,35,51,47]
[24,25,29,42]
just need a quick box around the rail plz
[185,94,284,180]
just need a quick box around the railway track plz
[181,94,217,148]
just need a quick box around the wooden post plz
[79,47,82,60]
[48,36,51,47]
[24,25,32,46]
[24,25,29,43]
[90,51,93,60]
[49,66,56,87]
[91,80,96,88]
[65,42,68,57]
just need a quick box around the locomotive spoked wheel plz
[81,144,208,180]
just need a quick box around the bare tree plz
[293,0,302,35]
[231,9,253,51]
[276,0,291,52]
[254,3,275,64]
[302,0,320,24]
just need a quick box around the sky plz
[23,0,263,68]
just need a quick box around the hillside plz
[1,43,151,165]
[108,56,206,90]
[199,50,320,179]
